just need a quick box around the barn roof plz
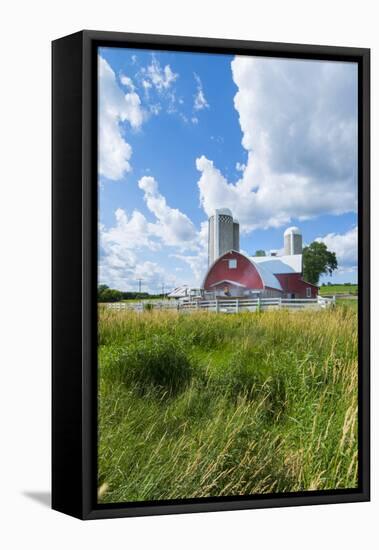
[202,250,284,292]
[252,261,283,291]
[252,254,302,274]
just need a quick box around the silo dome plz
[284,226,301,236]
[216,208,233,217]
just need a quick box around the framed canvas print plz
[52,30,370,519]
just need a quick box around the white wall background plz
[1,1,377,547]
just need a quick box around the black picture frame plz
[52,30,370,520]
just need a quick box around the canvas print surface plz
[97,46,358,504]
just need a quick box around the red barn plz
[202,250,318,299]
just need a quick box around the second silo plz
[284,226,303,255]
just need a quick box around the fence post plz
[278,297,282,309]
[257,297,260,312]
[216,300,219,313]
[236,299,239,313]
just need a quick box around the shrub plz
[219,350,256,397]
[115,335,193,397]
[209,349,289,420]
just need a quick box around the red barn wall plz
[275,273,318,298]
[204,251,263,291]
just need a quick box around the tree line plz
[98,284,164,303]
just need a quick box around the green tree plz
[98,284,109,295]
[302,241,338,285]
[255,249,266,257]
[97,285,123,303]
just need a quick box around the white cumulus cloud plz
[98,56,145,181]
[138,176,198,246]
[196,56,358,231]
[99,175,206,290]
[99,249,176,293]
[172,221,208,284]
[316,226,358,266]
[101,209,160,253]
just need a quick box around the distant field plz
[319,284,358,296]
[98,307,358,504]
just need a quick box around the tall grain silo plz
[208,209,240,265]
[284,226,303,255]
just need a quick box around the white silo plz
[208,209,240,265]
[284,226,302,255]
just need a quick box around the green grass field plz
[319,284,358,296]
[98,305,358,503]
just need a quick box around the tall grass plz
[98,307,358,503]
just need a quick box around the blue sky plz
[98,47,358,293]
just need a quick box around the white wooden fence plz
[106,295,335,313]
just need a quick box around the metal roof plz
[252,261,283,291]
[252,254,302,274]
[167,285,189,298]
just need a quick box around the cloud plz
[120,74,135,91]
[136,55,182,118]
[316,226,357,266]
[193,73,209,111]
[138,176,198,246]
[150,104,161,115]
[196,56,357,231]
[101,209,160,252]
[141,55,178,92]
[142,79,152,92]
[99,248,176,293]
[171,221,208,284]
[236,162,246,172]
[99,175,206,290]
[101,175,198,254]
[98,56,145,181]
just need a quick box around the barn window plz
[306,287,312,298]
[228,259,237,269]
